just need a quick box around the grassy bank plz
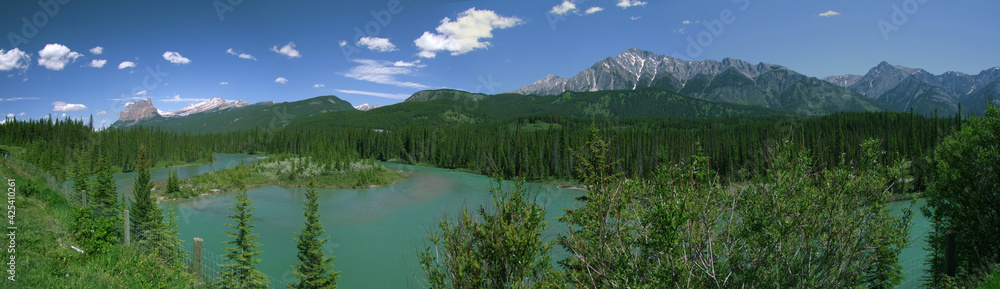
[1,157,202,288]
[157,155,407,202]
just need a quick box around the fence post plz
[945,230,957,277]
[124,210,130,247]
[193,238,203,284]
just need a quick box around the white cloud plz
[585,7,604,14]
[163,51,191,64]
[19,112,25,116]
[60,113,67,118]
[335,89,410,100]
[0,97,38,102]
[818,10,842,17]
[135,90,147,96]
[275,77,289,84]
[90,46,103,55]
[38,44,83,71]
[88,59,107,68]
[682,20,692,24]
[96,111,107,115]
[118,61,136,69]
[673,27,685,34]
[393,59,425,67]
[53,101,87,111]
[414,8,525,58]
[345,59,428,89]
[271,42,301,58]
[0,48,31,71]
[313,84,325,88]
[5,113,13,118]
[338,40,348,47]
[617,0,647,8]
[630,16,642,20]
[220,82,229,85]
[162,95,208,102]
[226,48,256,60]
[551,1,577,15]
[357,37,397,52]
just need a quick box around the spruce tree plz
[130,147,163,243]
[166,169,180,196]
[289,182,338,289]
[219,191,269,289]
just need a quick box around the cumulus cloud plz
[414,8,525,58]
[53,101,87,111]
[38,44,83,71]
[335,89,410,100]
[5,113,12,118]
[162,95,208,102]
[617,0,647,8]
[0,48,31,71]
[585,7,604,14]
[220,82,229,85]
[313,84,325,88]
[226,48,256,60]
[682,20,692,24]
[551,1,577,15]
[96,111,107,115]
[274,77,288,84]
[0,97,39,102]
[345,59,428,89]
[357,37,397,52]
[90,46,103,55]
[338,40,348,47]
[163,51,191,64]
[818,10,842,17]
[88,59,107,68]
[118,61,136,69]
[271,42,301,58]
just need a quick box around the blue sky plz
[2,0,998,128]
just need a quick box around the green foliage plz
[557,131,912,288]
[71,156,123,256]
[219,191,269,289]
[924,105,1000,286]
[419,177,562,289]
[289,181,339,289]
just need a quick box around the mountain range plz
[112,48,1000,134]
[823,62,1000,116]
[513,48,1000,116]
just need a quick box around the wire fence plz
[2,153,286,288]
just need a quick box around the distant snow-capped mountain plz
[354,103,381,111]
[159,97,249,117]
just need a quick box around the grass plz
[1,157,203,288]
[157,155,408,201]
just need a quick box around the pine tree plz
[289,181,338,289]
[130,147,163,243]
[166,169,180,196]
[219,191,269,289]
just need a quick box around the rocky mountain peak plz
[118,98,160,125]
